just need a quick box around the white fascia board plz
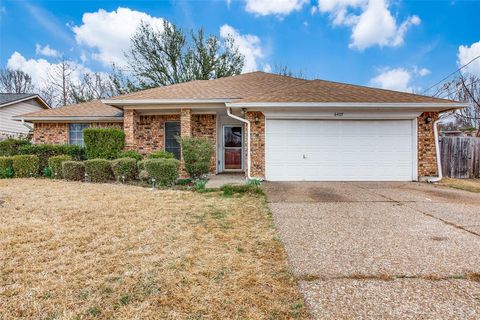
[103,99,234,106]
[226,102,467,110]
[12,116,124,122]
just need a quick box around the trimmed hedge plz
[147,151,175,159]
[0,156,14,179]
[84,128,125,159]
[48,155,72,179]
[18,144,85,172]
[118,150,143,161]
[137,160,149,182]
[0,139,31,156]
[12,155,39,178]
[180,137,213,179]
[111,158,137,182]
[62,161,85,181]
[144,158,179,186]
[84,159,114,183]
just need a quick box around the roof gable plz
[0,93,50,109]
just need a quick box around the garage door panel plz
[266,119,414,181]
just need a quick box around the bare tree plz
[44,57,77,106]
[0,69,36,93]
[437,74,480,136]
[70,72,119,103]
[272,64,308,79]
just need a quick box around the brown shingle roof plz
[16,71,458,120]
[232,78,455,104]
[16,99,123,119]
[110,71,308,100]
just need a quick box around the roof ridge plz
[309,79,456,103]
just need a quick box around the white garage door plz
[265,119,415,181]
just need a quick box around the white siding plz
[0,100,44,135]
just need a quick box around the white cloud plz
[263,64,272,73]
[6,51,91,90]
[220,24,265,72]
[414,66,430,77]
[245,0,308,16]
[316,0,420,50]
[369,67,412,92]
[72,7,165,67]
[458,40,480,76]
[35,44,61,58]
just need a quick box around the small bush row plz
[0,155,39,178]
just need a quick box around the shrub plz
[43,166,53,178]
[246,178,262,186]
[48,155,72,178]
[0,139,31,156]
[180,137,213,179]
[147,151,174,159]
[176,178,192,186]
[83,128,125,159]
[111,158,137,182]
[138,160,147,170]
[18,144,85,172]
[62,161,85,181]
[0,156,14,179]
[118,150,143,161]
[84,159,114,183]
[138,169,150,182]
[193,179,207,193]
[12,155,39,178]
[144,158,179,186]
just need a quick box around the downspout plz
[226,107,252,180]
[20,119,33,131]
[427,119,443,183]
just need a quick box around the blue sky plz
[0,0,479,96]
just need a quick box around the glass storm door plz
[223,126,243,170]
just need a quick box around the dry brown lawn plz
[0,179,308,320]
[440,178,480,193]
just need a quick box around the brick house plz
[15,72,465,181]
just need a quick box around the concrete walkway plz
[205,173,246,188]
[264,182,480,319]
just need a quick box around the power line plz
[421,55,480,95]
[436,78,480,100]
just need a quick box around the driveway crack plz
[352,184,480,238]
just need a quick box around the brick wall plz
[133,114,180,154]
[32,122,122,144]
[418,112,439,177]
[33,123,68,144]
[129,113,216,172]
[245,111,265,178]
[192,114,217,173]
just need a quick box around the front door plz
[223,126,243,171]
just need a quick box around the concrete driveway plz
[264,182,480,319]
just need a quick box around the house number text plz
[334,112,344,117]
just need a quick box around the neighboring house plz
[14,72,466,181]
[0,93,50,140]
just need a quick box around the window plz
[69,123,90,146]
[165,122,181,159]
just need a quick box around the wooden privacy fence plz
[440,136,480,178]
